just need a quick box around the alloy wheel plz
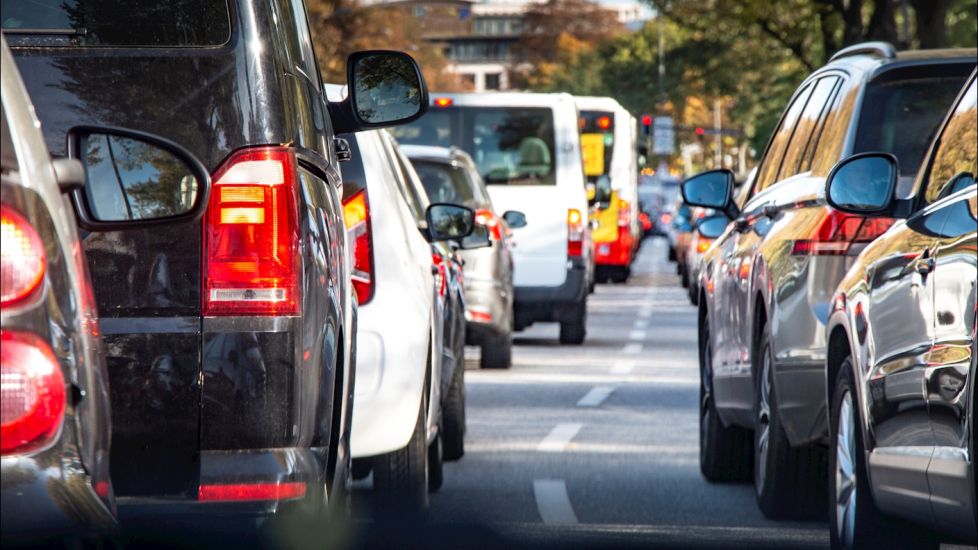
[755,350,771,495]
[835,390,857,548]
[699,320,713,463]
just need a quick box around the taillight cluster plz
[567,208,585,258]
[475,208,504,241]
[617,199,630,228]
[431,252,448,298]
[792,210,894,256]
[203,147,301,316]
[343,188,375,305]
[1,206,46,307]
[696,236,713,254]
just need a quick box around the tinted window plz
[579,110,615,182]
[0,0,231,46]
[922,78,977,204]
[810,83,858,176]
[779,76,839,180]
[413,160,479,208]
[797,77,840,174]
[392,106,557,186]
[754,83,813,192]
[855,74,969,177]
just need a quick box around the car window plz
[855,73,970,178]
[922,78,977,205]
[809,83,859,176]
[0,0,231,46]
[779,76,839,180]
[413,160,479,208]
[797,76,841,174]
[754,82,814,193]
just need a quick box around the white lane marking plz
[623,343,642,355]
[633,319,649,329]
[638,310,652,319]
[610,361,634,375]
[577,386,615,407]
[537,423,582,452]
[629,330,646,341]
[533,479,579,524]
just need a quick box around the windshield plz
[412,160,480,208]
[855,74,969,176]
[579,110,615,183]
[391,105,557,186]
[0,0,231,46]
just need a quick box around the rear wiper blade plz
[2,27,87,35]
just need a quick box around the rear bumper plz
[514,259,587,326]
[594,228,632,267]
[463,278,510,344]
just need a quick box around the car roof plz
[821,43,976,79]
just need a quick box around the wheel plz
[609,266,630,283]
[668,246,676,261]
[699,313,752,481]
[829,359,939,549]
[428,430,444,493]
[688,281,699,305]
[753,330,826,520]
[372,394,429,516]
[480,332,512,369]
[441,366,466,461]
[559,300,587,345]
[681,268,690,288]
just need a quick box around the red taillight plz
[433,97,453,108]
[696,237,712,254]
[617,199,630,228]
[1,206,46,307]
[467,308,492,323]
[203,147,301,316]
[198,481,306,502]
[432,252,448,298]
[660,212,673,225]
[597,115,612,130]
[568,208,585,257]
[1,330,65,455]
[791,210,894,256]
[343,189,375,305]
[475,208,504,241]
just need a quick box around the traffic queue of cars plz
[671,43,976,548]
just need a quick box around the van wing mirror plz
[330,50,429,134]
[66,125,211,231]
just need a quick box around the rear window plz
[579,110,614,182]
[855,73,969,176]
[0,0,231,46]
[413,160,479,208]
[392,105,557,186]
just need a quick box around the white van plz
[392,93,591,344]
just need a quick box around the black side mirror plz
[66,125,211,231]
[425,203,475,242]
[502,210,527,228]
[682,169,737,218]
[330,50,429,134]
[825,153,898,215]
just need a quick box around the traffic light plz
[641,114,652,136]
[695,126,705,142]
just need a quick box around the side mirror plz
[67,125,211,231]
[425,203,475,243]
[825,153,898,215]
[695,214,729,239]
[502,210,527,228]
[331,50,429,134]
[681,169,735,217]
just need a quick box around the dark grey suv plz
[684,42,976,519]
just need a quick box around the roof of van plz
[573,95,627,113]
[427,91,575,108]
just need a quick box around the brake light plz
[1,206,46,307]
[204,147,301,316]
[475,208,504,241]
[432,252,448,298]
[433,97,453,108]
[660,212,673,225]
[568,208,585,257]
[1,330,65,455]
[198,481,306,502]
[791,210,894,256]
[696,237,712,254]
[597,116,612,130]
[618,199,630,228]
[343,189,375,305]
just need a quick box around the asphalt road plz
[353,237,829,549]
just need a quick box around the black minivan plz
[3,0,428,526]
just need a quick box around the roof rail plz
[829,41,897,63]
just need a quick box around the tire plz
[668,246,676,261]
[428,431,444,493]
[480,332,512,369]
[441,366,466,461]
[372,395,429,516]
[753,330,826,520]
[688,281,698,306]
[681,268,690,289]
[829,359,939,549]
[609,266,630,284]
[559,300,587,345]
[699,313,752,482]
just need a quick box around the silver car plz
[403,145,526,369]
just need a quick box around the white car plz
[329,85,477,512]
[392,92,592,344]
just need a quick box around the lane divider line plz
[537,423,582,452]
[629,330,647,341]
[623,343,642,355]
[633,319,649,329]
[610,361,634,375]
[638,310,652,319]
[577,386,615,407]
[533,479,579,524]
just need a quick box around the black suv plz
[3,0,427,527]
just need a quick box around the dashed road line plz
[533,479,579,524]
[537,423,582,452]
[610,361,634,375]
[629,329,646,341]
[576,386,615,407]
[623,343,642,355]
